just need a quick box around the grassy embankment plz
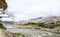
[13,23,60,28]
[13,23,39,28]
[11,33,28,37]
[13,23,60,33]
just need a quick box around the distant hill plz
[19,17,43,24]
[39,16,60,24]
[18,16,60,24]
[2,21,16,24]
[31,17,43,20]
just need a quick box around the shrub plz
[0,23,6,30]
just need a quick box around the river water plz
[7,28,60,37]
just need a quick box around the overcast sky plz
[2,0,60,21]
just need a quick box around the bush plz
[38,23,45,26]
[0,23,6,30]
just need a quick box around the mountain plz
[2,21,16,24]
[31,17,43,20]
[19,17,43,24]
[18,16,60,24]
[39,16,60,24]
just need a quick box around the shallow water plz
[7,28,60,37]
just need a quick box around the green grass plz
[13,22,60,29]
[11,33,27,37]
[13,24,39,28]
[11,33,21,37]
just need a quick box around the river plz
[6,28,60,37]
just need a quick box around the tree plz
[0,0,7,30]
[0,22,6,30]
[0,0,8,14]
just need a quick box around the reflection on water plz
[7,28,60,37]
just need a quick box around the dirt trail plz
[0,29,13,37]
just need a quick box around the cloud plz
[5,0,60,21]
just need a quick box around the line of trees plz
[23,22,60,28]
